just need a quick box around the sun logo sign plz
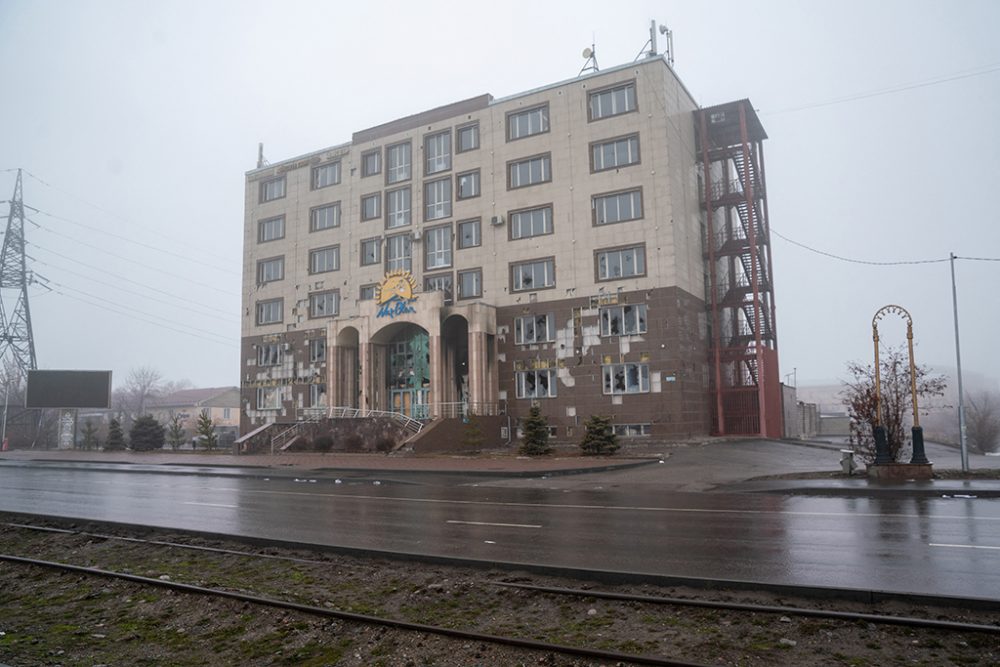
[375,270,418,319]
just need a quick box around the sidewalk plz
[2,438,998,495]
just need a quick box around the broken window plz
[256,387,280,409]
[309,384,327,408]
[309,338,326,363]
[600,304,648,336]
[601,363,650,395]
[257,343,283,366]
[515,313,555,344]
[515,369,557,399]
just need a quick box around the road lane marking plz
[183,502,238,509]
[930,543,1000,551]
[223,488,1000,522]
[446,520,542,529]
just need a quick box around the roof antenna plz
[257,143,269,169]
[634,19,674,67]
[579,36,599,76]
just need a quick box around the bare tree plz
[118,366,163,423]
[966,390,1000,453]
[841,346,946,463]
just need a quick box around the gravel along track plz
[0,516,998,666]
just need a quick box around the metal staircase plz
[696,100,782,437]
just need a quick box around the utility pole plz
[950,252,969,473]
[0,169,39,443]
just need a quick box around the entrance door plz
[387,325,431,419]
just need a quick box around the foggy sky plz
[1,0,998,392]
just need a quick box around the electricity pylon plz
[0,168,37,383]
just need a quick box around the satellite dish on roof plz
[582,47,592,59]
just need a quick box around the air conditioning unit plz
[412,230,422,241]
[491,215,505,226]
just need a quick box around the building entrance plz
[387,325,430,419]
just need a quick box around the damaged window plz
[256,298,282,325]
[597,245,645,281]
[511,258,555,292]
[309,338,326,362]
[600,304,648,336]
[257,343,283,366]
[309,383,327,408]
[309,290,339,318]
[514,313,555,344]
[256,387,280,410]
[602,362,650,395]
[423,273,453,305]
[612,423,651,436]
[515,369,557,399]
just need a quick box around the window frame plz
[515,368,557,399]
[256,386,281,410]
[361,192,382,221]
[359,283,377,301]
[507,153,552,190]
[510,257,556,293]
[310,202,341,232]
[311,161,341,189]
[256,256,284,285]
[257,342,283,366]
[423,271,454,305]
[257,215,285,243]
[456,122,480,152]
[602,362,650,395]
[309,337,327,363]
[423,223,453,271]
[424,176,452,221]
[509,204,553,241]
[592,188,644,226]
[360,237,382,266]
[259,176,286,203]
[595,244,646,282]
[308,245,341,275]
[456,169,481,200]
[385,141,412,185]
[590,133,641,172]
[385,233,412,272]
[361,148,382,178]
[424,129,452,176]
[588,80,638,121]
[384,186,411,229]
[506,104,550,141]
[308,289,340,319]
[457,218,481,249]
[255,298,283,325]
[514,313,556,345]
[457,268,482,300]
[600,303,649,337]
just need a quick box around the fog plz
[1,0,997,391]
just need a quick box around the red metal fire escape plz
[696,100,782,438]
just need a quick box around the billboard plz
[25,370,113,409]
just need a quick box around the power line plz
[28,241,239,319]
[27,252,238,324]
[45,280,236,347]
[763,62,1000,115]
[772,228,1000,266]
[770,227,950,266]
[26,216,239,296]
[19,169,239,272]
[25,204,240,277]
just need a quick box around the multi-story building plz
[240,55,781,442]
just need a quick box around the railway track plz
[1,517,998,666]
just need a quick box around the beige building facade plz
[240,57,720,440]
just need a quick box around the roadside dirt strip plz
[0,515,997,667]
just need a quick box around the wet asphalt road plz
[0,462,997,601]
